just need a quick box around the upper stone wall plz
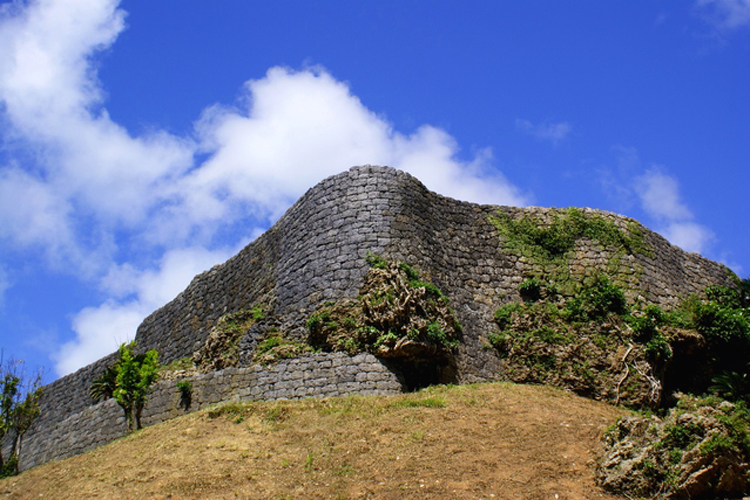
[134,165,732,368]
[19,165,734,470]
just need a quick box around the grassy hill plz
[0,382,627,499]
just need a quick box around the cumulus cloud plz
[696,0,750,30]
[634,168,713,254]
[55,246,236,375]
[0,1,528,375]
[515,119,572,145]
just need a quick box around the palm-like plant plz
[89,365,118,402]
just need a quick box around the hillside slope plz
[1,382,627,499]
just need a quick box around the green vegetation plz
[518,278,543,302]
[389,395,448,409]
[562,274,628,321]
[90,342,159,433]
[307,255,461,356]
[176,380,193,411]
[489,207,647,260]
[252,334,316,365]
[0,355,43,478]
[207,401,246,419]
[600,394,750,498]
[489,274,750,407]
[193,306,266,371]
[488,208,648,293]
[89,364,117,402]
[364,251,388,270]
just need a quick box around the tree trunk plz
[12,433,22,474]
[135,404,142,430]
[122,406,133,433]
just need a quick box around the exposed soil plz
[1,382,628,499]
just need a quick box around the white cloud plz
[180,67,527,230]
[696,0,750,30]
[515,118,571,145]
[56,245,237,375]
[634,168,693,221]
[55,299,145,376]
[634,168,713,254]
[1,1,528,375]
[662,222,714,254]
[0,265,9,307]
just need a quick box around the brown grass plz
[0,382,629,499]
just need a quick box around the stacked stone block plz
[16,165,733,471]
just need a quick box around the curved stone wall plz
[15,165,734,471]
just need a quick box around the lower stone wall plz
[18,352,403,471]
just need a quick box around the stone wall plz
[19,352,401,470]
[17,165,734,471]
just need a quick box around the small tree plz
[0,354,44,477]
[111,342,159,432]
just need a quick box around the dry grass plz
[0,382,629,499]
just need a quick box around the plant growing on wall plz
[488,208,648,293]
[307,256,461,357]
[0,354,43,477]
[193,306,265,371]
[303,255,462,390]
[91,342,160,433]
[176,380,193,411]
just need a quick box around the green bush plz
[564,275,627,321]
[705,284,743,310]
[645,333,672,363]
[176,380,193,411]
[399,262,420,281]
[518,278,543,302]
[365,251,388,269]
[494,303,521,330]
[710,369,750,403]
[424,322,458,349]
[112,342,160,432]
[694,302,750,370]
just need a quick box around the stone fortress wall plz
[14,166,734,471]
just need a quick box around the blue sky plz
[0,0,748,382]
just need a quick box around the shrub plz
[564,275,627,321]
[710,369,750,403]
[518,278,543,302]
[176,380,193,411]
[365,251,388,269]
[705,284,743,309]
[494,303,521,330]
[694,302,750,370]
[488,332,510,350]
[645,334,672,363]
[111,342,160,432]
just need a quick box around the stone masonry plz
[14,165,734,471]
